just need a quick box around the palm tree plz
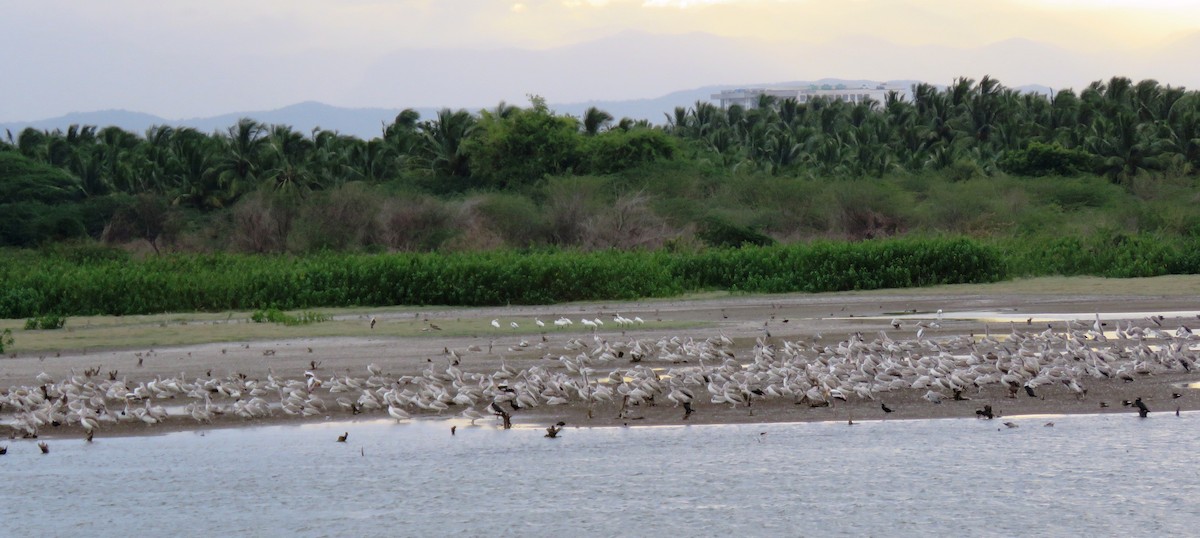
[418,108,476,179]
[582,106,613,136]
[217,118,269,203]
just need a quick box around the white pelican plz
[387,404,411,422]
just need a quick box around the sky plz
[3,0,1200,121]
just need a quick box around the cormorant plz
[1134,397,1150,418]
[881,403,894,413]
[975,405,995,420]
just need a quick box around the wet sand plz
[3,276,1199,438]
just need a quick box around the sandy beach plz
[3,275,1199,439]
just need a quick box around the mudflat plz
[3,275,1198,438]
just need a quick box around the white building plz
[712,84,905,109]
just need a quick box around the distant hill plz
[2,78,1043,141]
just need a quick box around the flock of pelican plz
[2,311,1197,442]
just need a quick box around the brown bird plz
[545,421,566,438]
[336,432,348,443]
[38,441,49,454]
[451,425,457,436]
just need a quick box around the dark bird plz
[1003,421,1019,428]
[682,401,695,420]
[1172,393,1182,399]
[451,426,457,436]
[1134,397,1150,418]
[1044,422,1054,427]
[975,405,995,420]
[881,403,894,414]
[545,421,566,438]
[38,442,48,454]
[1024,384,1038,398]
[86,430,93,443]
[1176,406,1181,417]
[0,445,7,455]
[1099,402,1109,408]
[337,432,348,443]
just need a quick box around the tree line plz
[2,76,1199,251]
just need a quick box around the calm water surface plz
[2,412,1197,537]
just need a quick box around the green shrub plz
[0,328,12,353]
[251,308,331,326]
[25,313,66,330]
[999,142,1094,177]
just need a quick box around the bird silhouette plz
[337,432,348,443]
[545,421,566,438]
[1134,397,1150,418]
[976,405,995,419]
[881,403,894,413]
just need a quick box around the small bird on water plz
[1134,397,1150,418]
[545,421,566,438]
[337,432,348,443]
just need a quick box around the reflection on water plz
[2,413,1198,536]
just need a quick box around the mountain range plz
[2,78,1058,142]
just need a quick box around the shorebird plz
[881,403,894,413]
[1134,397,1150,418]
[38,442,49,454]
[1003,422,1019,428]
[337,432,348,442]
[545,421,566,438]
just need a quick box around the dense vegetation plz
[2,75,1200,316]
[0,238,1005,317]
[2,76,1199,253]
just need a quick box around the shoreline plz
[4,276,1200,440]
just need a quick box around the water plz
[2,413,1198,537]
